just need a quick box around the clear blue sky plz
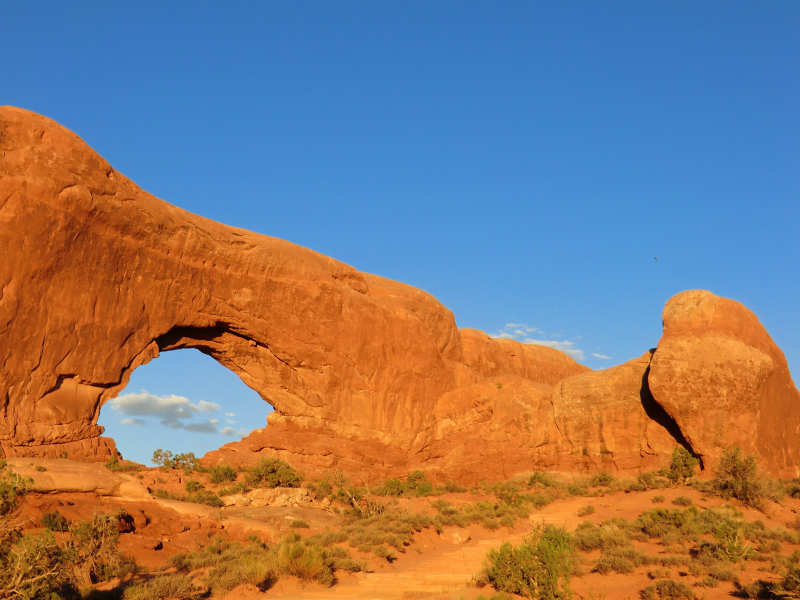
[4,2,798,464]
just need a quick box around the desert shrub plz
[698,523,753,562]
[184,479,203,493]
[68,511,137,587]
[628,471,670,492]
[640,578,696,600]
[477,524,576,599]
[123,574,201,600]
[206,464,237,484]
[217,481,248,496]
[671,496,693,507]
[41,510,70,532]
[172,534,361,594]
[578,505,595,517]
[527,472,559,489]
[594,547,653,574]
[573,521,631,552]
[589,472,616,487]
[0,460,31,515]
[245,458,303,489]
[154,487,224,508]
[712,447,766,508]
[664,448,699,484]
[652,495,666,503]
[647,568,671,580]
[289,520,310,529]
[104,457,141,473]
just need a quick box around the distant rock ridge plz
[1,106,798,481]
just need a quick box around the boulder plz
[6,458,151,498]
[649,290,800,475]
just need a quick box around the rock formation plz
[1,107,798,480]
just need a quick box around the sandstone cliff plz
[1,107,798,480]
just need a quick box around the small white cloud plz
[221,427,236,436]
[184,421,220,434]
[224,413,236,417]
[209,419,219,425]
[491,323,586,361]
[523,338,586,361]
[226,419,236,424]
[592,353,612,360]
[492,332,517,339]
[120,418,146,426]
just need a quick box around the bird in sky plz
[655,257,658,261]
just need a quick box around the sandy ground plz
[17,467,800,600]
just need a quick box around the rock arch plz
[3,107,799,480]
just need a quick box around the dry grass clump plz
[122,574,201,600]
[167,534,365,594]
[640,578,696,600]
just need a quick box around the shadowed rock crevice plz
[638,354,702,469]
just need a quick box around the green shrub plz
[41,510,69,532]
[589,472,616,487]
[477,524,576,599]
[151,449,198,471]
[712,447,765,508]
[245,458,303,489]
[67,511,138,587]
[289,520,310,529]
[652,495,666,503]
[104,457,141,473]
[664,448,699,484]
[578,505,595,517]
[207,464,237,484]
[185,479,203,493]
[640,578,696,600]
[123,574,201,600]
[671,496,692,507]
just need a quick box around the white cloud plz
[226,419,236,424]
[592,353,612,360]
[109,391,223,433]
[224,413,236,417]
[221,427,250,437]
[523,338,585,360]
[490,323,586,361]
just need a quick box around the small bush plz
[123,574,201,600]
[104,457,141,473]
[712,447,765,509]
[185,479,203,493]
[246,458,303,489]
[640,578,696,600]
[289,520,310,529]
[207,464,237,484]
[652,495,666,503]
[477,524,576,599]
[578,505,596,517]
[41,510,69,532]
[664,448,699,484]
[589,472,616,487]
[671,496,693,507]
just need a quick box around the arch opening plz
[98,348,272,465]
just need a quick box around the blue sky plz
[4,2,798,463]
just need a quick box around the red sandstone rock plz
[2,107,799,480]
[649,290,800,476]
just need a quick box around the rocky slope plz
[1,106,798,479]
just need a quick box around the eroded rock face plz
[0,106,587,473]
[2,107,798,479]
[649,290,800,476]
